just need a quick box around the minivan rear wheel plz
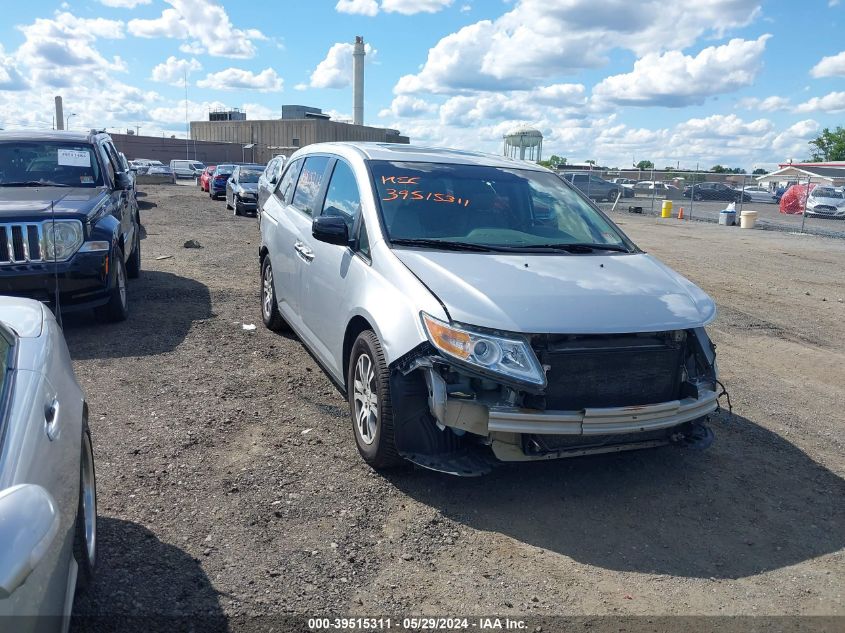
[348,331,402,469]
[260,257,287,331]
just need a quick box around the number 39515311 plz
[382,189,470,207]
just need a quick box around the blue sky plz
[0,0,843,169]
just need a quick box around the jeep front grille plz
[0,223,44,264]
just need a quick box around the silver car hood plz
[393,250,716,334]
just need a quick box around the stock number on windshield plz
[382,189,471,207]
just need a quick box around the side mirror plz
[312,215,349,246]
[116,172,133,190]
[0,485,60,599]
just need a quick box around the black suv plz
[0,130,141,321]
[561,172,623,202]
[683,181,751,203]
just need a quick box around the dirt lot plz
[68,184,844,630]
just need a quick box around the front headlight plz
[421,312,546,387]
[43,220,84,261]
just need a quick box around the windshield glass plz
[215,165,235,175]
[812,187,842,199]
[370,161,630,250]
[239,169,260,183]
[0,141,103,187]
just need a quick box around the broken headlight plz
[420,312,546,388]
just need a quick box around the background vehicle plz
[561,172,622,201]
[226,165,262,216]
[0,297,97,627]
[199,165,216,191]
[739,186,776,203]
[804,186,845,219]
[209,164,236,199]
[683,182,751,202]
[118,152,136,195]
[0,130,141,322]
[609,178,636,198]
[146,163,173,180]
[260,143,719,475]
[258,155,287,209]
[170,159,205,180]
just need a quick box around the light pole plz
[65,113,76,130]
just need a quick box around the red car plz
[199,165,216,192]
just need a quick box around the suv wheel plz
[347,331,402,469]
[73,421,97,590]
[260,257,286,331]
[94,248,128,322]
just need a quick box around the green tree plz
[711,165,727,173]
[809,126,845,161]
[752,168,769,175]
[538,154,566,168]
[636,160,654,170]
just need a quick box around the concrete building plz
[190,105,408,164]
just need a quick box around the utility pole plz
[184,69,190,160]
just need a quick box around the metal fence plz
[559,167,845,239]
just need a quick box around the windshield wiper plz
[516,242,630,253]
[390,238,498,252]
[0,181,72,187]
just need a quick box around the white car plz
[805,186,845,219]
[0,297,96,629]
[739,186,776,203]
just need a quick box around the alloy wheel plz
[80,434,96,567]
[262,265,274,319]
[353,353,378,445]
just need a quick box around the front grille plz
[537,334,684,410]
[527,427,672,454]
[812,205,836,213]
[0,223,44,264]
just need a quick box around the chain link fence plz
[557,166,845,239]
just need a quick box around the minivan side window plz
[320,160,361,233]
[292,156,330,216]
[276,158,303,204]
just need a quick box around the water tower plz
[503,126,543,162]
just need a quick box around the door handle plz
[44,398,60,441]
[294,241,314,262]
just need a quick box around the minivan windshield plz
[0,141,103,188]
[370,161,631,252]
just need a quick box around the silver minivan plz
[170,159,205,179]
[259,143,721,475]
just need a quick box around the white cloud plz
[335,0,379,16]
[378,95,437,118]
[99,0,151,7]
[810,51,845,78]
[592,36,770,107]
[150,56,202,85]
[128,0,267,59]
[794,91,845,114]
[772,119,820,159]
[737,95,790,111]
[308,41,376,89]
[0,45,27,91]
[196,67,283,92]
[381,0,453,14]
[395,0,762,95]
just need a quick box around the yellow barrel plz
[661,199,673,218]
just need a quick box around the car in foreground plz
[739,186,776,203]
[259,143,720,475]
[804,186,845,219]
[258,155,287,210]
[209,164,236,200]
[0,130,141,322]
[226,165,262,216]
[199,165,216,192]
[170,159,205,180]
[561,172,622,202]
[683,182,751,203]
[0,297,97,627]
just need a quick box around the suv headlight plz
[42,220,84,261]
[421,312,546,387]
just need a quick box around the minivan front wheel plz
[348,331,402,469]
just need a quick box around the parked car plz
[258,155,287,210]
[0,130,141,321]
[146,164,173,180]
[199,165,216,192]
[170,159,205,180]
[609,178,636,198]
[740,186,776,203]
[226,165,262,216]
[129,159,164,175]
[0,296,97,626]
[259,143,719,475]
[209,164,236,200]
[118,152,136,195]
[804,186,845,219]
[683,182,751,202]
[561,172,622,202]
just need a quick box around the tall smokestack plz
[352,36,365,126]
[55,96,64,130]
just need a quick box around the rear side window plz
[292,156,330,216]
[276,158,303,204]
[321,160,361,233]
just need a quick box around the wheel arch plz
[342,315,375,392]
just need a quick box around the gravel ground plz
[68,184,844,630]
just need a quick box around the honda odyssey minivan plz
[259,143,721,475]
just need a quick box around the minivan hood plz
[393,250,716,334]
[0,187,105,218]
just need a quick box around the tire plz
[94,248,128,322]
[693,193,703,201]
[260,257,287,331]
[233,199,241,216]
[126,227,141,279]
[73,420,97,590]
[347,330,402,469]
[225,194,232,210]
